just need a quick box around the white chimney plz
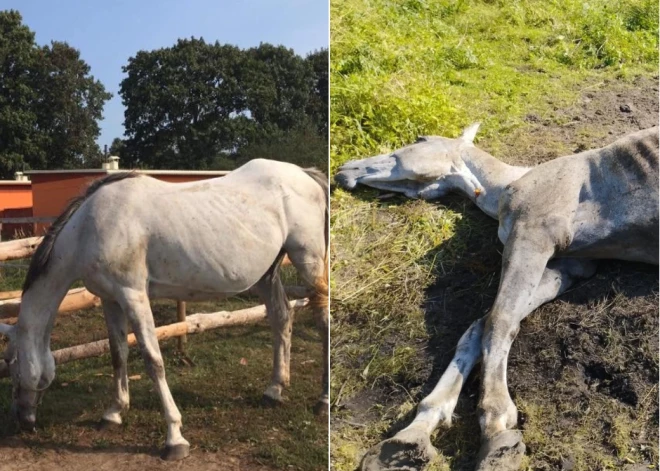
[102,156,120,170]
[14,172,29,182]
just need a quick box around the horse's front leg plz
[359,256,596,471]
[119,288,190,461]
[99,300,130,429]
[475,229,559,471]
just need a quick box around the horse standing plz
[1,158,329,460]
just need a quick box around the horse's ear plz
[0,324,15,340]
[460,122,481,144]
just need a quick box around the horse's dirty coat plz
[0,159,329,461]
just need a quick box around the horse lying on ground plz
[336,125,658,471]
[0,158,329,460]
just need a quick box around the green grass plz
[0,266,327,470]
[331,0,658,171]
[330,0,658,469]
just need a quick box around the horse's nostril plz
[335,172,357,189]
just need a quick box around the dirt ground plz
[0,297,327,471]
[333,75,659,470]
[0,437,277,471]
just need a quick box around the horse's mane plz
[23,172,142,294]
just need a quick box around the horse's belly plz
[146,245,281,296]
[565,223,659,264]
[147,283,234,301]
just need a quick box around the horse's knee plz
[142,352,165,379]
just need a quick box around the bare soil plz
[0,437,277,471]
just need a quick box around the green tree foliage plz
[305,49,329,136]
[118,39,328,170]
[0,10,111,178]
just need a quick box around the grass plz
[330,0,658,469]
[0,264,327,470]
[331,0,658,171]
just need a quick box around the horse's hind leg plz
[286,249,329,416]
[99,300,130,429]
[254,254,293,405]
[117,288,190,461]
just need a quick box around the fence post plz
[176,300,187,352]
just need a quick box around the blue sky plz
[4,0,329,150]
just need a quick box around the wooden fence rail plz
[0,237,43,261]
[0,298,308,378]
[0,217,56,224]
[0,288,101,323]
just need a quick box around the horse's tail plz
[303,168,329,310]
[23,173,142,294]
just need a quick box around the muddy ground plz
[334,76,659,470]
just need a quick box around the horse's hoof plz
[360,429,438,471]
[313,400,329,416]
[262,393,284,408]
[97,419,120,431]
[161,443,190,461]
[475,429,525,471]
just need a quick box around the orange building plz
[0,173,33,239]
[25,158,229,234]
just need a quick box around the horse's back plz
[498,127,659,263]
[66,159,327,295]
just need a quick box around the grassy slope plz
[0,266,327,471]
[330,0,658,470]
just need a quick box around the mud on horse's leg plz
[311,274,329,416]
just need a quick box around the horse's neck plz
[17,274,72,369]
[458,146,531,220]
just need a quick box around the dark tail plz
[23,172,142,294]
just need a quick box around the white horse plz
[0,158,329,460]
[336,125,658,470]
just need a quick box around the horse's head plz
[335,123,483,199]
[0,324,55,431]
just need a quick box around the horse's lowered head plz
[0,323,55,431]
[335,123,484,200]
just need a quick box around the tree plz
[108,137,125,157]
[0,10,111,178]
[305,49,328,136]
[120,38,248,169]
[119,39,328,170]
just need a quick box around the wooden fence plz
[0,237,308,375]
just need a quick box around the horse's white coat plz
[336,126,658,470]
[2,158,329,457]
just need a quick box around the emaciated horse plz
[0,158,329,460]
[336,125,658,470]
